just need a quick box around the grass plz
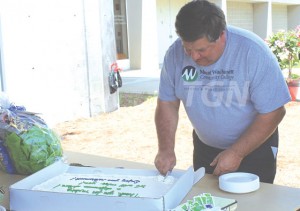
[119,93,157,107]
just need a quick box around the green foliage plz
[266,25,300,79]
[291,73,300,80]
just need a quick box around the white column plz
[127,0,142,69]
[253,1,272,39]
[288,5,300,29]
[211,0,227,20]
[141,0,159,71]
[127,0,159,71]
[83,0,119,114]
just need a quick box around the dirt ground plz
[54,93,300,188]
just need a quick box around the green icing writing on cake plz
[82,181,96,185]
[101,182,117,187]
[119,184,133,188]
[103,190,114,195]
[84,185,112,191]
[44,174,154,197]
[134,185,146,188]
[118,192,139,197]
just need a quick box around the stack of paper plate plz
[219,172,260,194]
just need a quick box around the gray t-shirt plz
[158,26,291,149]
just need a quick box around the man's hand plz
[210,148,243,176]
[154,99,180,176]
[210,106,286,176]
[154,150,176,176]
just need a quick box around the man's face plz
[182,31,226,66]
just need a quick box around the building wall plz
[288,5,300,29]
[227,2,254,31]
[156,0,188,65]
[1,0,299,125]
[0,0,118,125]
[272,4,288,32]
[153,0,300,66]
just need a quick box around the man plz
[154,0,291,183]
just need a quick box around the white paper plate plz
[0,206,6,211]
[219,172,260,194]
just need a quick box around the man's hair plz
[175,0,226,42]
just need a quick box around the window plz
[114,0,129,60]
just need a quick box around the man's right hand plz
[154,99,179,176]
[154,150,176,176]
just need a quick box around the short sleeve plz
[249,50,291,113]
[158,43,181,102]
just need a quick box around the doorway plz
[113,0,130,69]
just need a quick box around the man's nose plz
[190,50,201,61]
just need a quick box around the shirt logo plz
[182,66,198,82]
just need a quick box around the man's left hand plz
[210,148,243,176]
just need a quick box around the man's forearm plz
[230,106,286,159]
[211,106,287,176]
[155,99,180,152]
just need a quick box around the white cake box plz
[9,160,205,211]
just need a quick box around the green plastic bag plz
[5,125,63,175]
[0,93,63,175]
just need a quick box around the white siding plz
[156,0,188,65]
[227,2,254,31]
[155,0,300,67]
[272,4,288,32]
